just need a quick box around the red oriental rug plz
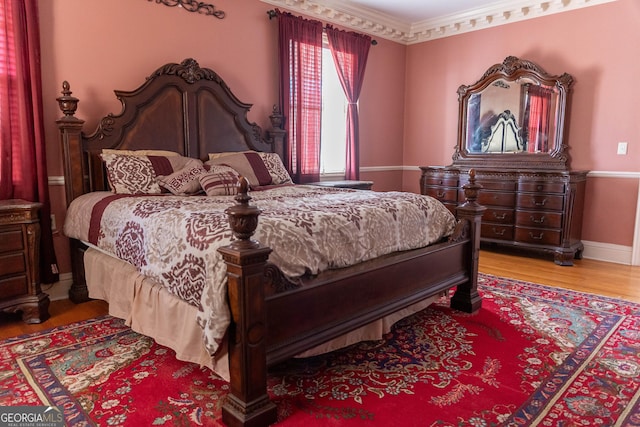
[1,273,639,426]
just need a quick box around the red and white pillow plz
[101,152,203,195]
[101,149,291,196]
[207,151,292,188]
[198,165,241,196]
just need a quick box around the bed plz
[56,58,485,427]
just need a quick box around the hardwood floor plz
[1,249,638,340]
[479,248,640,303]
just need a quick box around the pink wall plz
[39,0,638,275]
[402,0,640,246]
[38,0,406,274]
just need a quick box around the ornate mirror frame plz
[452,56,574,170]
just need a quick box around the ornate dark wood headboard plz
[56,58,286,205]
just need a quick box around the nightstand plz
[0,199,50,323]
[309,180,374,190]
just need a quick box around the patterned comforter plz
[64,185,456,355]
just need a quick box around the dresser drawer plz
[518,181,565,194]
[515,227,561,246]
[476,180,516,191]
[0,275,28,300]
[483,207,514,224]
[516,193,564,211]
[423,176,458,187]
[0,228,24,253]
[424,187,458,203]
[481,224,514,241]
[478,191,516,207]
[516,211,563,229]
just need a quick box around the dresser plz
[0,199,50,323]
[421,167,587,265]
[425,56,587,265]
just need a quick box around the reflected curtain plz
[526,86,553,153]
[325,25,371,180]
[276,10,323,183]
[0,0,59,283]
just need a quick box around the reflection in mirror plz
[453,56,574,170]
[466,78,559,154]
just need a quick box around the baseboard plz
[582,240,633,266]
[42,272,72,301]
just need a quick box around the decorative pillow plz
[101,153,200,194]
[257,152,293,185]
[199,165,240,196]
[157,161,207,195]
[206,151,292,187]
[206,152,271,187]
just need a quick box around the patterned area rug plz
[1,273,639,426]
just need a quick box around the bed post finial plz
[224,176,262,249]
[57,81,80,118]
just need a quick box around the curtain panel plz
[325,25,371,181]
[277,10,323,184]
[0,0,59,283]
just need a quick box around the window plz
[320,46,348,176]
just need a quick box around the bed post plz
[56,82,90,304]
[451,169,485,313]
[218,177,277,427]
[268,104,287,169]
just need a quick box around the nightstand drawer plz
[0,252,26,276]
[0,275,28,300]
[0,229,24,253]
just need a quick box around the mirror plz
[453,56,574,170]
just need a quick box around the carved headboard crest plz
[148,58,224,85]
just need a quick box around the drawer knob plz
[534,198,547,207]
[493,212,507,220]
[437,191,445,198]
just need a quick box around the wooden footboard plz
[219,172,485,427]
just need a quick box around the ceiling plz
[260,0,617,44]
[340,0,499,23]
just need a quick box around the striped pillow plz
[199,165,240,196]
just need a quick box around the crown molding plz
[260,0,618,44]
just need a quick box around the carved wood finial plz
[56,81,79,118]
[224,176,262,248]
[462,169,482,206]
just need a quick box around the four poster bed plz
[56,58,485,427]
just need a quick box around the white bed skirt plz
[83,247,438,381]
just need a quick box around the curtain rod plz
[267,9,378,45]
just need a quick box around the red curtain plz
[526,86,552,153]
[326,25,371,180]
[0,0,59,283]
[277,10,323,184]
